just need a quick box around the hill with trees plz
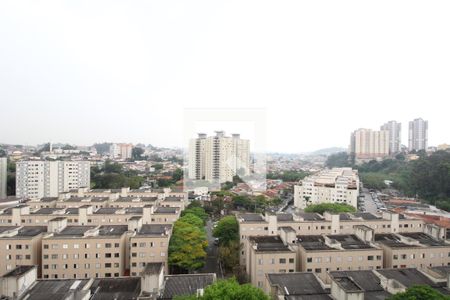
[325,150,450,211]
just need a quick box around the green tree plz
[304,203,356,214]
[181,207,208,225]
[131,147,144,160]
[153,163,164,171]
[218,240,240,272]
[172,168,183,182]
[325,152,351,168]
[213,216,239,246]
[388,285,450,300]
[179,213,205,230]
[169,220,207,272]
[174,278,269,300]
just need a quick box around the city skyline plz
[1,1,449,152]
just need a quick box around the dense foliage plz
[213,216,240,272]
[304,203,356,214]
[174,278,269,300]
[325,151,450,211]
[91,160,144,189]
[181,205,209,225]
[168,209,208,272]
[388,285,450,300]
[267,170,310,182]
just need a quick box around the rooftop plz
[327,234,373,250]
[352,212,381,220]
[94,208,120,214]
[238,213,265,222]
[90,277,141,300]
[377,268,441,288]
[374,234,417,248]
[296,212,324,221]
[297,235,333,251]
[138,224,172,236]
[55,226,97,237]
[2,265,35,277]
[21,279,90,300]
[400,232,448,247]
[17,226,48,237]
[249,235,292,252]
[154,207,178,214]
[267,272,328,296]
[98,225,129,236]
[160,274,215,300]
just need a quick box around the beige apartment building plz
[245,235,297,289]
[293,168,359,209]
[41,220,130,279]
[238,211,424,267]
[350,128,390,160]
[296,232,383,282]
[0,225,47,276]
[129,219,172,276]
[375,232,450,269]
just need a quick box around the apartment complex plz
[381,120,402,154]
[0,157,6,198]
[293,168,359,209]
[245,235,297,288]
[188,131,250,183]
[265,267,450,299]
[409,118,428,151]
[0,226,47,276]
[349,128,390,160]
[297,232,383,281]
[238,209,450,292]
[109,143,133,159]
[16,160,90,199]
[0,264,216,300]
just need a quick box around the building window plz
[279,258,286,264]
[307,257,312,263]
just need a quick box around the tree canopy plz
[181,206,209,225]
[174,278,269,300]
[91,160,144,189]
[213,216,239,246]
[388,285,450,300]
[169,214,207,272]
[304,203,356,214]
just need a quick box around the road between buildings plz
[200,219,223,278]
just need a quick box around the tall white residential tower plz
[408,118,428,151]
[189,131,250,183]
[381,121,402,154]
[16,160,90,199]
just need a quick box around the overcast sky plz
[0,1,449,153]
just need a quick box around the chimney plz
[354,225,374,243]
[121,187,130,197]
[143,205,154,224]
[128,216,143,232]
[12,205,29,226]
[264,213,278,235]
[48,217,68,233]
[140,263,165,295]
[78,205,93,226]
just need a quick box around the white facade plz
[0,157,7,198]
[16,160,90,199]
[188,132,250,183]
[109,143,133,159]
[294,168,359,209]
[381,121,401,154]
[408,118,428,151]
[350,128,389,159]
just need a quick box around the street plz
[361,188,379,214]
[201,219,223,278]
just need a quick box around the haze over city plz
[1,1,449,152]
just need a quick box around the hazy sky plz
[1,1,449,153]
